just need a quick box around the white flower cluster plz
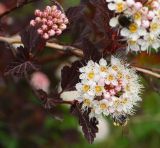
[106,0,160,52]
[76,57,142,126]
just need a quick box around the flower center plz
[116,3,125,13]
[108,75,114,81]
[84,99,91,106]
[82,85,90,92]
[95,86,102,93]
[150,23,159,32]
[134,12,141,20]
[129,23,138,33]
[112,65,118,71]
[100,66,107,72]
[100,103,107,109]
[88,72,94,79]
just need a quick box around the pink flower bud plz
[43,33,49,39]
[30,20,36,26]
[56,29,62,35]
[52,24,58,29]
[35,9,41,16]
[42,12,48,17]
[37,28,43,35]
[110,90,116,95]
[59,24,67,30]
[47,20,53,26]
[48,29,55,36]
[134,2,142,10]
[51,5,57,11]
[142,20,150,28]
[151,1,159,9]
[35,17,41,23]
[147,11,155,20]
[42,24,48,30]
[53,18,58,23]
[42,18,47,23]
[64,18,69,24]
[30,72,50,93]
[46,6,52,12]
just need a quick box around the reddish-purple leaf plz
[71,102,98,144]
[61,60,83,91]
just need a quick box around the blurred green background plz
[0,0,160,148]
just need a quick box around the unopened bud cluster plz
[76,56,143,126]
[30,5,69,39]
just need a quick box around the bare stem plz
[0,36,160,78]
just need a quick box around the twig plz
[0,36,83,57]
[133,66,160,78]
[0,36,160,78]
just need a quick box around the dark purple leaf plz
[71,102,98,144]
[61,60,83,91]
[4,46,39,77]
[20,26,46,52]
[82,39,102,62]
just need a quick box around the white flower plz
[75,57,143,125]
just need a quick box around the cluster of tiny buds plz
[30,5,69,39]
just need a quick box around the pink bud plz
[151,1,159,9]
[47,16,53,20]
[42,18,47,23]
[53,18,58,23]
[46,6,52,12]
[42,24,48,30]
[110,90,116,95]
[42,12,48,17]
[115,86,121,92]
[52,24,58,29]
[134,2,142,10]
[43,33,49,39]
[60,14,65,19]
[142,20,150,28]
[51,5,57,11]
[47,20,53,26]
[37,29,43,35]
[147,11,155,20]
[35,17,41,23]
[59,24,67,30]
[30,72,50,93]
[30,20,36,26]
[57,19,63,24]
[56,29,62,35]
[63,18,69,24]
[48,29,55,36]
[35,9,41,16]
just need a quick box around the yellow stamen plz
[84,99,91,106]
[100,103,107,109]
[116,3,125,13]
[88,72,94,79]
[95,86,102,93]
[129,23,138,33]
[100,66,107,72]
[82,85,90,92]
[134,12,141,20]
[150,23,159,32]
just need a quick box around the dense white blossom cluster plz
[106,0,160,52]
[76,57,143,125]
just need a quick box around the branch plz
[0,36,160,78]
[0,36,83,57]
[133,66,160,78]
